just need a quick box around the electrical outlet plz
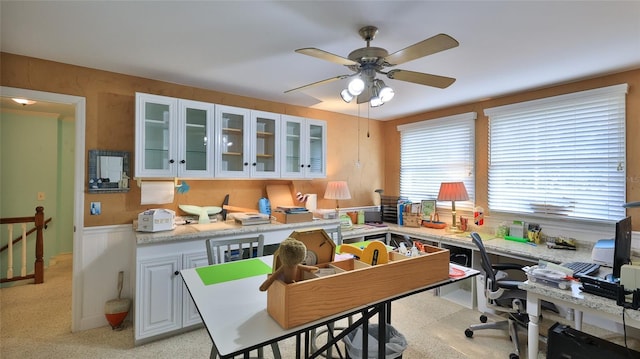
[37,192,45,201]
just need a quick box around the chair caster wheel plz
[480,315,488,323]
[509,353,519,359]
[464,328,473,338]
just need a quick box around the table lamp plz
[437,182,469,232]
[324,181,351,209]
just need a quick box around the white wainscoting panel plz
[79,225,135,330]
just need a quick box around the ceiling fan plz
[285,25,459,106]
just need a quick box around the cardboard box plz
[266,243,449,329]
[273,210,313,224]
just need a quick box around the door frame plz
[0,86,85,332]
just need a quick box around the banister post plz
[34,206,44,284]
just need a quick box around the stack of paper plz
[233,213,271,226]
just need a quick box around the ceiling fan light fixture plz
[378,83,395,103]
[347,77,365,96]
[340,89,354,103]
[369,82,383,107]
[370,96,384,107]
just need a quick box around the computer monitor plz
[606,216,632,282]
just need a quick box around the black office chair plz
[464,232,548,359]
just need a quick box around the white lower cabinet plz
[182,251,210,327]
[135,245,209,344]
[136,254,182,341]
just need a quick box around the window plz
[397,112,476,211]
[486,84,628,221]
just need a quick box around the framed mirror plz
[88,149,131,193]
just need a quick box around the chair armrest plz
[496,279,523,290]
[492,263,524,271]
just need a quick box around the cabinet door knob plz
[180,160,186,164]
[307,164,311,168]
[174,271,179,276]
[244,162,248,166]
[169,159,175,164]
[300,164,305,168]
[252,162,257,166]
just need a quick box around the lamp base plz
[447,226,465,234]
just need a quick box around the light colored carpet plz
[1,254,636,359]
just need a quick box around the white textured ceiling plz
[2,1,639,120]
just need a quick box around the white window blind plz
[485,84,628,221]
[397,112,476,211]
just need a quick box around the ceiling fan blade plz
[384,33,459,66]
[387,69,456,89]
[295,48,358,66]
[284,74,351,93]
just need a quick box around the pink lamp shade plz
[437,182,469,232]
[324,181,351,209]
[437,182,469,202]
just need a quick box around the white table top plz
[181,255,479,357]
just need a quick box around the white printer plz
[591,239,614,266]
[137,209,176,232]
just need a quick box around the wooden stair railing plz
[0,206,46,284]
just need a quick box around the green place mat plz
[196,258,272,286]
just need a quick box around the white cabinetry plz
[214,105,251,178]
[135,93,325,180]
[135,93,214,178]
[136,254,182,340]
[250,110,280,178]
[182,251,210,327]
[135,245,209,344]
[281,115,326,178]
[215,106,282,178]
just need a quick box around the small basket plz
[402,213,422,227]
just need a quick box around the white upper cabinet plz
[281,115,326,179]
[135,93,214,178]
[250,110,281,178]
[214,105,251,178]
[178,99,214,178]
[135,93,325,180]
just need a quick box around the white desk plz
[181,255,479,358]
[521,279,640,358]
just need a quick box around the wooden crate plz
[266,244,449,329]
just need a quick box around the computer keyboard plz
[562,261,601,277]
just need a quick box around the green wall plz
[0,110,74,278]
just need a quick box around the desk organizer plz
[266,232,449,329]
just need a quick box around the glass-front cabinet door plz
[215,105,250,178]
[281,115,326,178]
[306,119,326,178]
[281,115,304,178]
[178,100,214,178]
[135,93,178,178]
[250,111,280,178]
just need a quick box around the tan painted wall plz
[1,53,385,227]
[383,68,640,230]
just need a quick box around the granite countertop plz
[520,280,640,323]
[385,224,594,264]
[135,218,341,245]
